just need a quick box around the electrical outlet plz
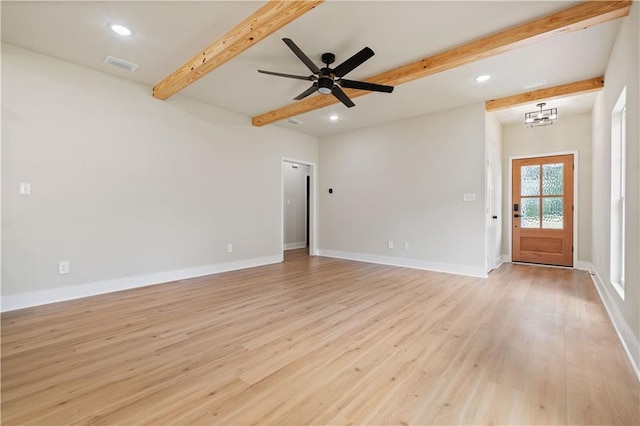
[404,242,410,250]
[58,261,70,274]
[227,244,233,253]
[387,240,394,249]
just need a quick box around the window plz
[520,162,565,229]
[610,87,626,299]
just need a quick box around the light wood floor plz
[2,250,639,425]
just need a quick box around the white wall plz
[283,161,309,249]
[318,103,487,277]
[591,2,640,375]
[485,113,503,270]
[501,113,592,264]
[1,44,318,310]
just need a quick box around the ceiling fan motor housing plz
[317,75,334,94]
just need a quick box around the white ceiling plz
[1,1,622,137]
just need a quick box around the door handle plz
[513,214,520,218]
[492,216,498,219]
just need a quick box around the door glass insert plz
[521,198,540,228]
[521,165,540,196]
[542,197,563,229]
[543,163,563,195]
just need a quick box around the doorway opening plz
[282,158,317,261]
[510,153,575,267]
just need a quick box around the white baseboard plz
[317,249,487,278]
[588,263,640,382]
[1,254,283,313]
[574,260,592,271]
[487,256,505,273]
[284,242,307,251]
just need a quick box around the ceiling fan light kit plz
[258,38,394,108]
[524,102,557,127]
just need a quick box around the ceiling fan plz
[258,38,394,108]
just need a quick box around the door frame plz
[507,150,579,267]
[485,157,500,272]
[281,157,318,256]
[305,173,310,248]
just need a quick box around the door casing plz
[281,157,317,256]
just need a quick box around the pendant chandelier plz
[525,102,557,127]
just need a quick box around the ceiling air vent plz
[523,80,547,90]
[287,118,303,125]
[104,55,139,72]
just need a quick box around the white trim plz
[574,260,592,271]
[282,158,318,256]
[284,242,307,250]
[317,249,488,278]
[611,280,625,301]
[587,262,640,382]
[305,172,310,248]
[485,157,501,273]
[486,254,505,273]
[507,151,579,266]
[1,254,282,312]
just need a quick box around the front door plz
[512,154,574,267]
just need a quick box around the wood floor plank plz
[2,250,638,425]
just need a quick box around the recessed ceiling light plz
[329,114,339,121]
[475,74,491,83]
[109,23,133,36]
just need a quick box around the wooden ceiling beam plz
[485,76,604,111]
[252,1,631,127]
[153,0,323,101]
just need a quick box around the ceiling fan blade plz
[340,79,394,93]
[258,70,314,81]
[332,86,355,108]
[282,38,320,74]
[294,84,318,100]
[333,47,374,78]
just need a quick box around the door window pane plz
[543,163,563,195]
[521,198,540,228]
[521,166,540,196]
[542,197,563,229]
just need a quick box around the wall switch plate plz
[404,242,410,250]
[387,240,394,249]
[19,183,31,195]
[58,261,70,274]
[226,244,233,253]
[463,193,477,202]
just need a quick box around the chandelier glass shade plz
[525,102,557,127]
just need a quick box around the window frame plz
[610,88,626,300]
